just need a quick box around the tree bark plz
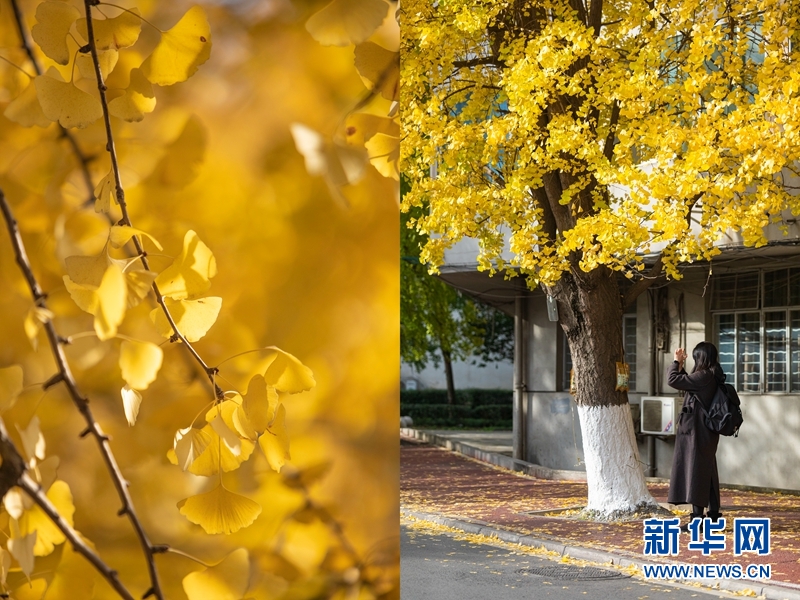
[442,350,456,406]
[550,268,658,517]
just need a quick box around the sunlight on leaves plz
[121,385,143,426]
[259,404,290,472]
[3,81,50,128]
[7,526,36,578]
[23,306,53,351]
[119,340,163,390]
[354,42,399,102]
[17,481,75,556]
[263,348,316,394]
[3,490,24,521]
[76,49,119,82]
[109,224,163,251]
[155,230,217,300]
[173,426,213,471]
[365,132,399,180]
[306,0,389,46]
[35,68,103,129]
[94,263,127,341]
[182,548,250,600]
[76,7,142,50]
[31,1,80,65]
[0,365,23,411]
[93,170,117,213]
[150,296,222,342]
[209,412,242,457]
[178,484,261,535]
[141,6,212,86]
[108,68,156,122]
[241,374,278,434]
[17,416,45,462]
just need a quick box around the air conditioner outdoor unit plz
[640,396,682,435]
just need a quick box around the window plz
[561,315,637,391]
[712,269,800,393]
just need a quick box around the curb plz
[401,508,800,600]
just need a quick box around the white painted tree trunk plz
[577,403,657,516]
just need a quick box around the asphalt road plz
[401,525,732,600]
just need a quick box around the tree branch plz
[80,1,223,402]
[453,56,502,69]
[603,100,620,161]
[10,0,95,204]
[0,190,162,600]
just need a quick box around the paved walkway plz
[401,432,800,600]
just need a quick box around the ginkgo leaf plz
[63,276,98,314]
[124,269,158,308]
[305,0,389,46]
[241,374,278,433]
[3,489,24,520]
[32,455,59,493]
[259,404,290,472]
[0,365,23,411]
[0,547,10,587]
[344,112,399,146]
[178,484,261,535]
[169,423,255,476]
[18,480,75,556]
[31,1,80,65]
[95,263,127,341]
[209,413,242,457]
[231,405,258,441]
[140,6,212,86]
[354,42,399,102]
[119,340,163,390]
[3,80,50,128]
[150,297,222,342]
[146,116,207,187]
[94,170,117,213]
[291,123,367,187]
[263,348,316,394]
[17,415,45,462]
[120,385,143,426]
[23,306,53,351]
[7,529,36,578]
[109,225,163,251]
[173,426,213,471]
[76,8,142,50]
[155,230,217,300]
[43,540,96,599]
[182,548,250,600]
[365,132,399,180]
[108,68,156,122]
[35,71,103,129]
[76,49,119,82]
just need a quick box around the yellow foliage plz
[182,548,250,599]
[178,484,262,535]
[141,6,212,86]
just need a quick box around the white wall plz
[401,358,513,391]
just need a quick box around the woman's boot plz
[680,511,703,533]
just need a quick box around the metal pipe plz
[513,294,526,460]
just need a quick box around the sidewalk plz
[401,430,800,600]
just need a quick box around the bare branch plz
[80,1,223,402]
[0,190,162,600]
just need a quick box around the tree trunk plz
[442,350,456,406]
[552,268,658,518]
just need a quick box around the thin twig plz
[81,0,224,402]
[0,190,161,600]
[9,0,95,204]
[17,473,136,600]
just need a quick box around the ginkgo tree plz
[402,0,800,517]
[0,0,398,598]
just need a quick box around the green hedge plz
[400,389,512,428]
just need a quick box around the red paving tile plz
[401,439,800,585]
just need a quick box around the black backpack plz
[701,383,743,437]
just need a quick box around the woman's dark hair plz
[692,341,719,373]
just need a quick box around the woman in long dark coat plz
[667,342,725,529]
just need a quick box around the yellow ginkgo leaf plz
[109,225,163,251]
[155,230,217,300]
[241,374,278,433]
[365,132,400,180]
[3,80,51,128]
[3,489,24,520]
[94,170,117,213]
[170,424,254,476]
[182,548,250,600]
[263,348,316,394]
[76,8,142,50]
[0,365,23,411]
[146,116,207,188]
[32,455,59,493]
[76,49,119,82]
[94,263,127,341]
[209,413,242,457]
[291,123,367,188]
[305,0,389,46]
[23,306,53,351]
[140,6,212,86]
[108,68,156,122]
[17,480,75,556]
[119,340,163,390]
[124,269,157,308]
[7,529,36,577]
[178,484,261,535]
[35,71,103,129]
[344,112,399,146]
[354,42,399,102]
[259,404,290,472]
[43,540,96,599]
[31,1,80,65]
[120,385,143,426]
[0,547,10,587]
[150,297,222,342]
[63,276,98,314]
[280,520,330,574]
[17,415,45,462]
[65,252,109,286]
[173,426,213,471]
